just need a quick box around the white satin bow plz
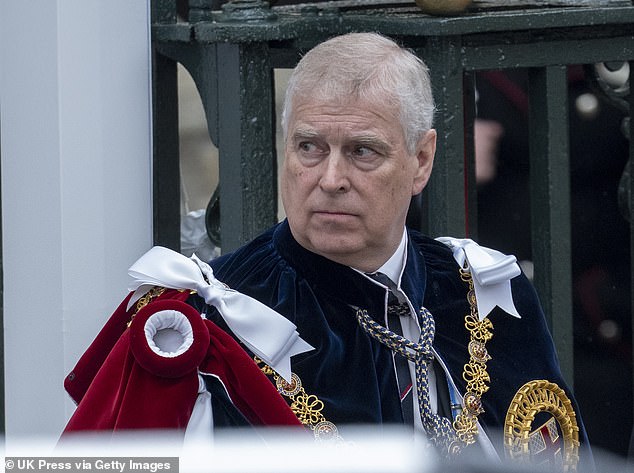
[435,237,521,321]
[127,246,314,382]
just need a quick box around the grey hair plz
[281,32,435,154]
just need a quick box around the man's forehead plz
[288,98,399,130]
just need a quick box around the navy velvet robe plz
[195,219,589,457]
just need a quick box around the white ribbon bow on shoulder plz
[127,246,314,382]
[435,237,522,321]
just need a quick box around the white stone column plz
[0,0,153,443]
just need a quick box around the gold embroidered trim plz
[504,380,580,471]
[126,286,167,327]
[452,268,493,447]
[254,356,341,442]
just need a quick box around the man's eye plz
[348,145,384,170]
[296,141,326,165]
[351,146,384,162]
[299,142,317,152]
[352,146,375,158]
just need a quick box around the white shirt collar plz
[375,229,407,287]
[352,228,408,290]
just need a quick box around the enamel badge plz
[504,380,580,471]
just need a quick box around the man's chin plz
[309,241,359,256]
[303,237,367,265]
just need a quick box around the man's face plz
[281,96,436,272]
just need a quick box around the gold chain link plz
[452,268,493,446]
[253,356,341,442]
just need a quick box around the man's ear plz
[412,129,436,195]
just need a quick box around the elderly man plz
[205,32,588,463]
[65,33,589,468]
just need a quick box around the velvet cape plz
[63,288,302,435]
[199,220,590,457]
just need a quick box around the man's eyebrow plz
[290,127,319,140]
[351,134,390,151]
[289,128,390,151]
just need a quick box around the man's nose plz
[319,153,350,194]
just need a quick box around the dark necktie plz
[358,272,458,455]
[366,273,414,423]
[386,299,415,425]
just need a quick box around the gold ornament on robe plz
[504,380,580,471]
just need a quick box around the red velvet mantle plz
[63,289,302,434]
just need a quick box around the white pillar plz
[0,0,153,442]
